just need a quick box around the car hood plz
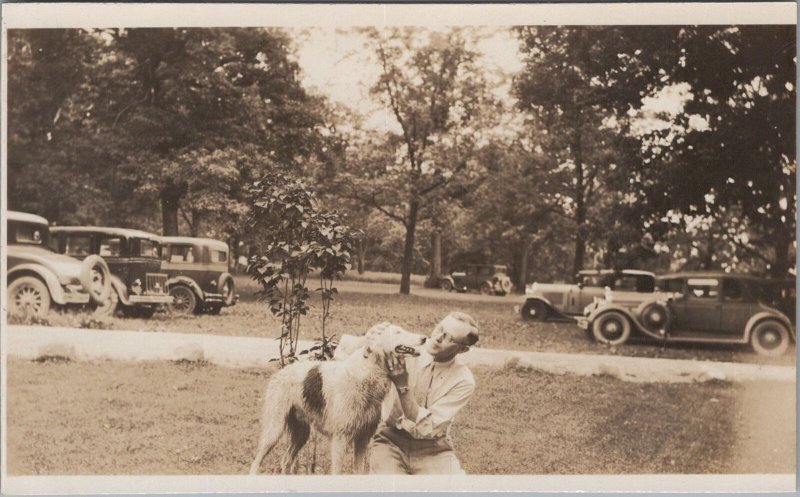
[8,245,83,283]
[525,282,574,295]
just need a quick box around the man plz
[369,311,479,475]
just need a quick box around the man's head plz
[426,311,479,362]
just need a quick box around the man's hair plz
[446,311,479,346]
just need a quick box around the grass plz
[22,276,795,366]
[8,357,792,475]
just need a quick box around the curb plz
[5,325,796,383]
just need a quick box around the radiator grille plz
[145,273,168,295]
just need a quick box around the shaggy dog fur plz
[249,322,427,474]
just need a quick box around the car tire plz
[480,282,493,295]
[521,299,548,321]
[8,276,51,318]
[94,290,119,317]
[79,255,111,305]
[440,279,453,292]
[592,310,632,346]
[750,320,790,356]
[638,302,672,335]
[220,275,236,307]
[169,285,197,315]
[499,278,513,294]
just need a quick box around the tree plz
[625,26,796,277]
[513,27,670,281]
[340,28,495,294]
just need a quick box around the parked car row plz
[6,211,238,319]
[517,268,795,356]
[437,264,514,296]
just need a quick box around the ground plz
[6,358,794,475]
[34,275,797,366]
[5,274,796,476]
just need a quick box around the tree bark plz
[399,200,419,295]
[771,229,792,278]
[430,230,442,279]
[160,181,186,236]
[518,238,530,293]
[572,131,586,282]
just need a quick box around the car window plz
[581,275,604,287]
[16,224,46,245]
[211,249,227,263]
[658,278,684,293]
[66,235,92,257]
[99,237,122,257]
[613,276,638,291]
[168,245,196,263]
[722,279,744,301]
[139,239,160,258]
[479,267,491,276]
[687,278,720,299]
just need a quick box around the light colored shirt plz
[383,351,475,440]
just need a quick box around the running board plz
[656,332,747,345]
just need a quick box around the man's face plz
[426,315,472,359]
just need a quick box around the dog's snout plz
[420,337,427,344]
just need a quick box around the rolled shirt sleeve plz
[396,379,475,439]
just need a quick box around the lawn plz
[8,357,791,475]
[28,276,796,366]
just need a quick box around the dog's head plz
[363,322,427,360]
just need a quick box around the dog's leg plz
[281,409,310,474]
[353,433,372,475]
[329,436,348,474]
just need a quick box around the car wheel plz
[94,290,119,317]
[440,279,453,292]
[592,310,632,346]
[750,320,790,356]
[169,285,197,315]
[499,278,513,294]
[8,276,51,318]
[638,302,672,335]
[521,299,548,321]
[79,255,111,305]
[220,275,236,306]
[480,282,493,295]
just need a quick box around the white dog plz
[249,322,427,474]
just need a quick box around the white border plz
[0,2,797,28]
[1,2,797,494]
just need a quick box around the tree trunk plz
[357,238,366,274]
[190,210,201,237]
[160,181,186,236]
[572,131,586,282]
[771,229,792,278]
[518,238,530,293]
[430,230,442,279]
[399,200,419,295]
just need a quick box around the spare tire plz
[499,278,513,294]
[219,274,236,306]
[638,301,672,336]
[80,255,111,305]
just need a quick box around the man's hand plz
[385,352,409,388]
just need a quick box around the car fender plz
[525,295,554,310]
[587,303,650,333]
[744,311,795,342]
[217,272,236,305]
[8,264,66,305]
[166,276,205,301]
[110,276,131,305]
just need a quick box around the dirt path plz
[731,380,796,474]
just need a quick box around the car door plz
[676,277,722,332]
[718,278,753,337]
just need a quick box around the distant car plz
[50,226,173,317]
[519,269,656,321]
[6,211,111,318]
[160,236,238,315]
[578,272,795,356]
[439,264,513,296]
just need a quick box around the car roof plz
[657,271,761,281]
[578,269,655,277]
[161,236,228,251]
[7,211,49,225]
[50,226,162,241]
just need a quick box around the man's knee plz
[369,439,408,474]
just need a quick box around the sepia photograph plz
[1,2,796,494]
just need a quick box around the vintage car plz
[439,264,513,295]
[49,226,173,317]
[160,236,238,315]
[579,272,796,356]
[6,211,111,318]
[519,269,656,321]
